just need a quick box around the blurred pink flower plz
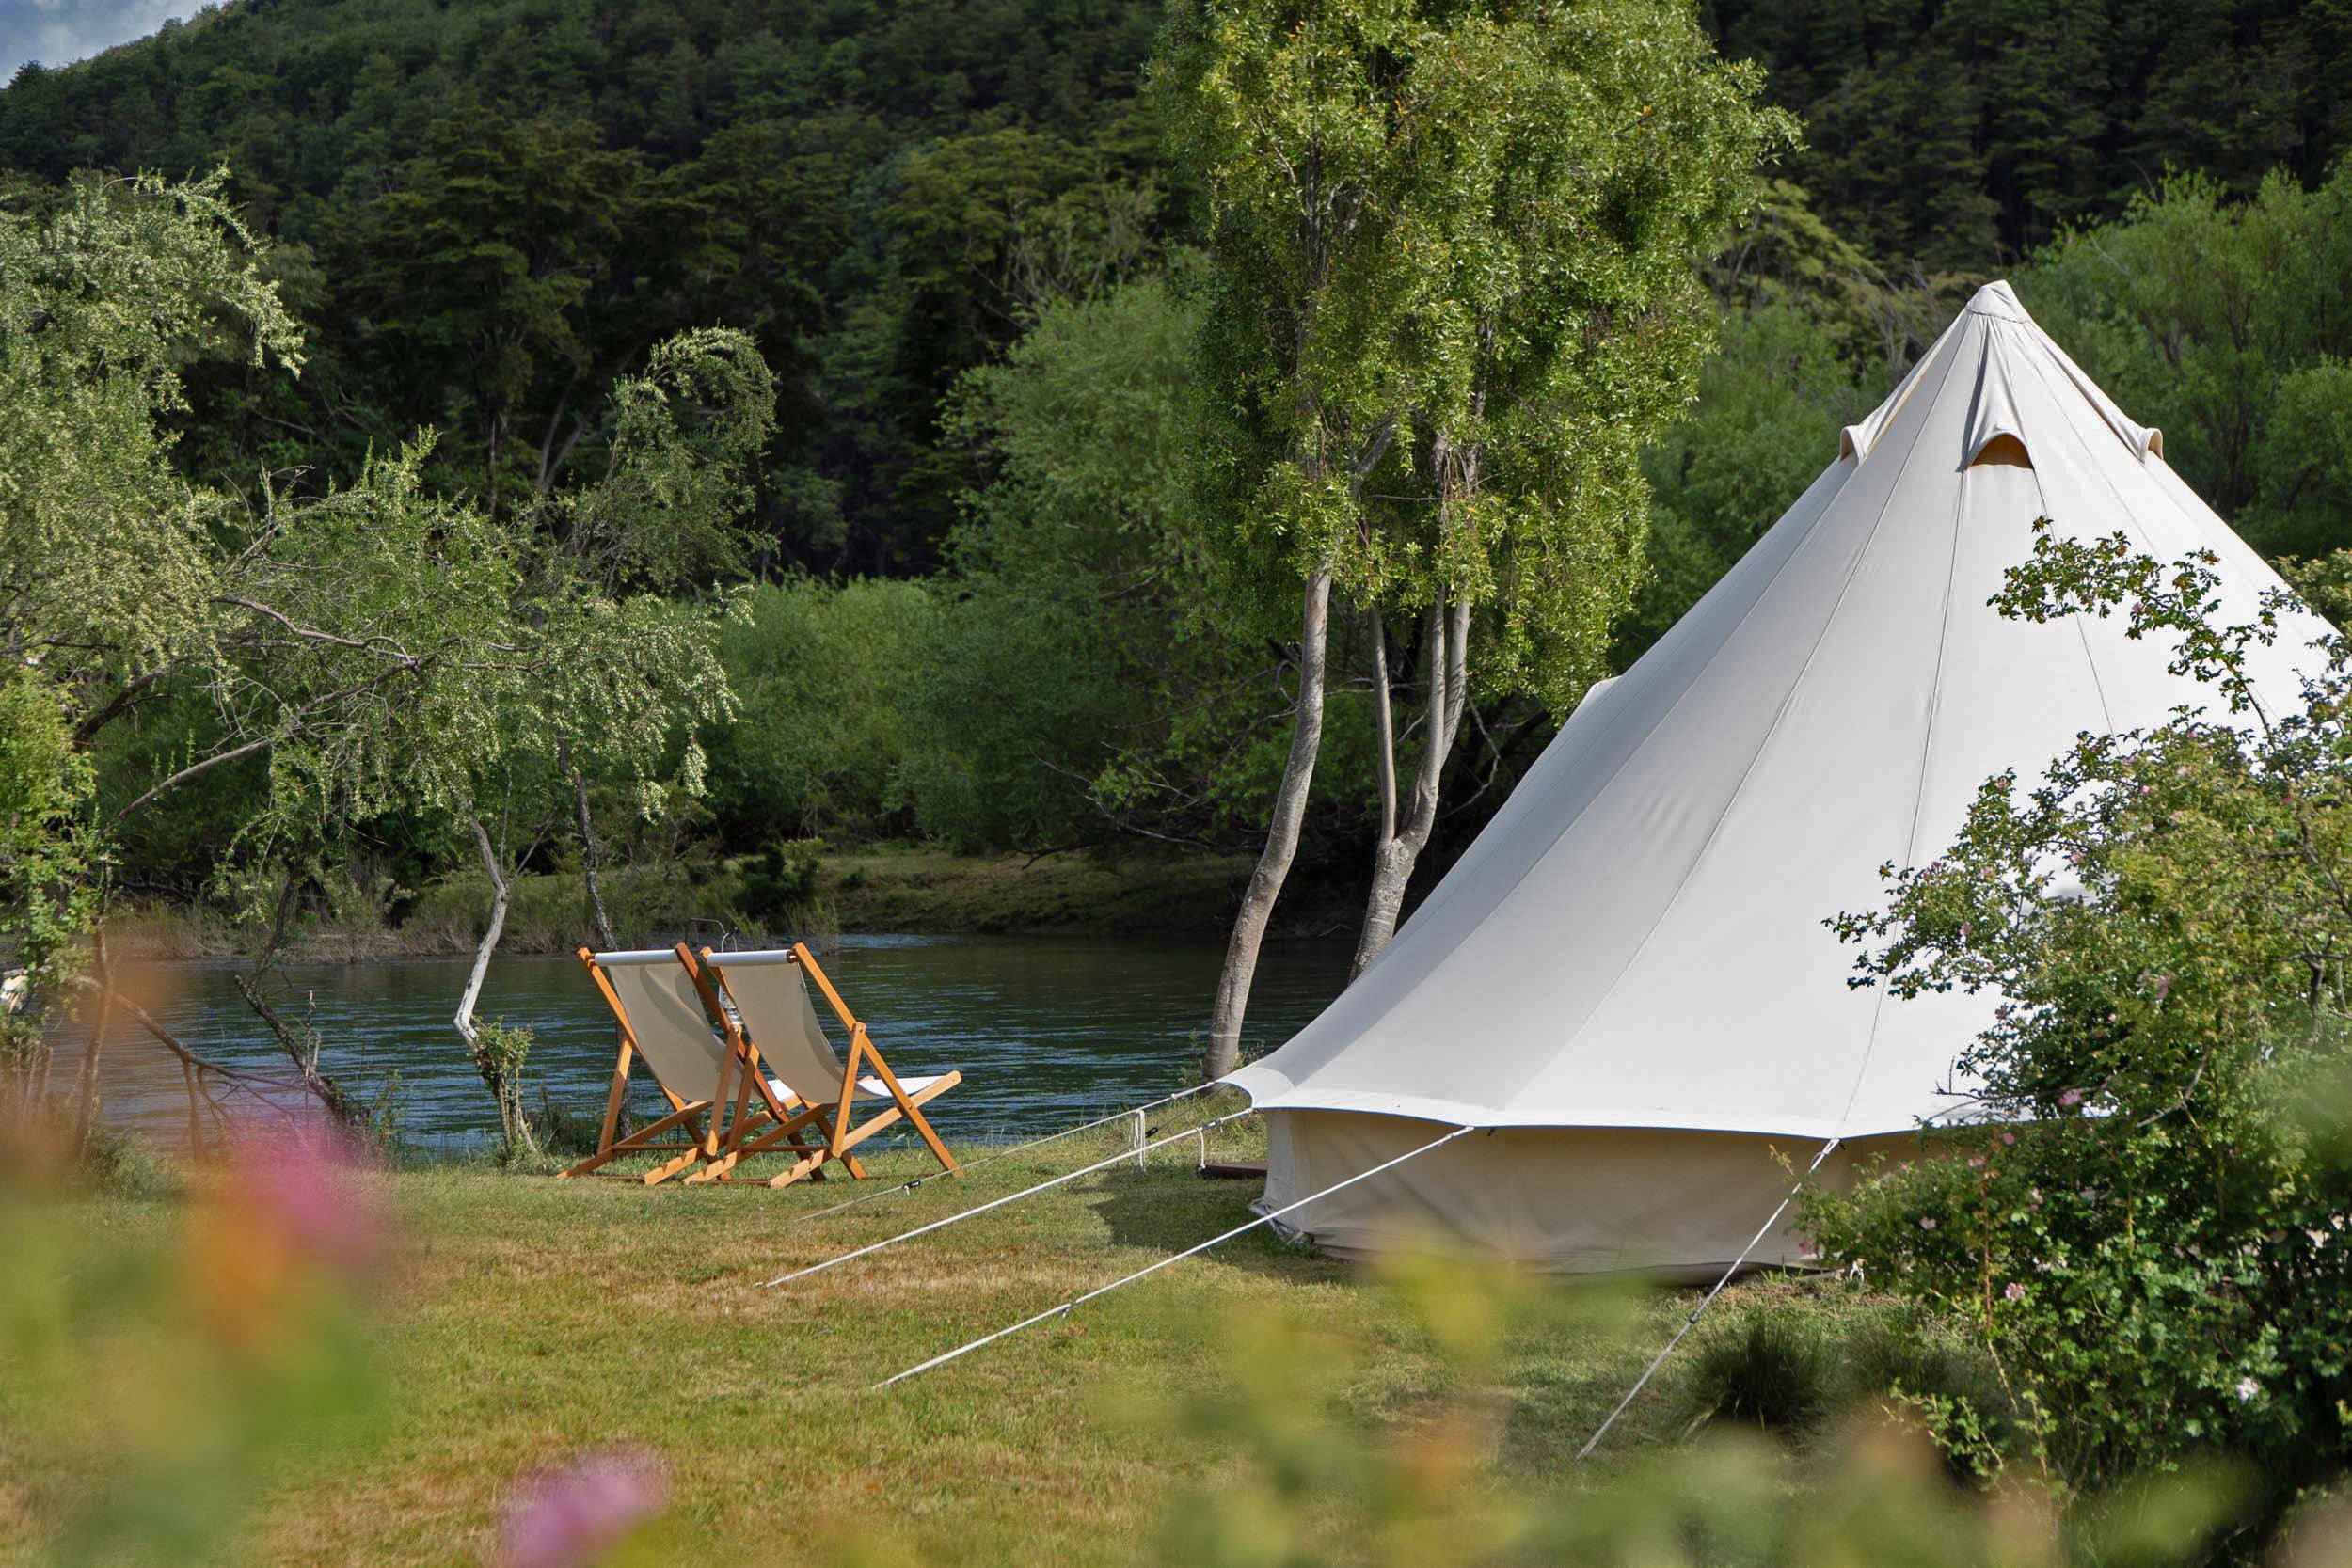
[232,1121,380,1275]
[1967,1155,1986,1169]
[1999,1132,2017,1146]
[501,1450,666,1568]
[1919,1217,1938,1231]
[2058,1088,2085,1109]
[2004,1281,2026,1302]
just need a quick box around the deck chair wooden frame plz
[560,947,739,1185]
[679,942,962,1190]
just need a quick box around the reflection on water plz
[56,935,1353,1150]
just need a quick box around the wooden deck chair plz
[560,947,743,1184]
[679,943,962,1190]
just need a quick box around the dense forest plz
[3,0,2349,943]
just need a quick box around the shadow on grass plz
[1082,1172,1358,1288]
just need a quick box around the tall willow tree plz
[1166,0,1791,1071]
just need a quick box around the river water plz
[61,935,1353,1151]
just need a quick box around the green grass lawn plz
[2,1111,1856,1566]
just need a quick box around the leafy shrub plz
[1677,1300,2015,1467]
[75,1125,183,1201]
[1804,530,2352,1504]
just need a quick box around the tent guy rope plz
[1573,1135,1843,1462]
[763,1107,1255,1288]
[874,1123,1478,1390]
[788,1081,1226,1225]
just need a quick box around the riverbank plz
[103,846,1284,963]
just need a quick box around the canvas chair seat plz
[677,944,963,1191]
[559,948,741,1185]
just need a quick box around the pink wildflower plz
[1968,1154,1986,1169]
[2004,1281,2026,1302]
[501,1450,666,1568]
[2000,1131,2017,1147]
[1920,1216,1939,1231]
[2058,1088,2085,1109]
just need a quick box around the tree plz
[2024,161,2352,561]
[1345,0,1793,974]
[1162,0,1424,1076]
[1166,0,1789,1066]
[0,170,758,1147]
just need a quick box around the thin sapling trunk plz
[1204,562,1335,1079]
[1351,590,1471,977]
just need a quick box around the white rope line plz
[1574,1135,1843,1462]
[874,1124,1478,1390]
[762,1109,1256,1289]
[789,1082,1227,1225]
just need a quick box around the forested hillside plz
[0,0,1176,571]
[1707,0,2347,266]
[6,0,2344,572]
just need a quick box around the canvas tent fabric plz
[1224,280,2326,1275]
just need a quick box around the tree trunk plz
[234,974,369,1129]
[70,931,110,1153]
[1204,562,1335,1079]
[454,808,536,1152]
[560,737,616,949]
[1350,590,1471,978]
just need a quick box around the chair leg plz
[561,1098,709,1180]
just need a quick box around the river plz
[58,935,1353,1152]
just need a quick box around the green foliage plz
[0,169,294,689]
[707,578,939,845]
[906,274,1296,852]
[2024,161,2352,559]
[0,0,1175,566]
[1622,298,1888,660]
[1710,0,2352,268]
[1808,529,2352,1499]
[548,325,780,594]
[0,670,95,1068]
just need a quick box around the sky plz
[5,0,195,81]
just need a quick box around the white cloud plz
[4,0,197,82]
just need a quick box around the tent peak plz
[1962,278,2028,322]
[1840,278,2162,467]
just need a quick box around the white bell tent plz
[1222,280,2327,1277]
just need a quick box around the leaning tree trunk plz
[1204,562,1335,1080]
[454,808,537,1153]
[1350,589,1471,978]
